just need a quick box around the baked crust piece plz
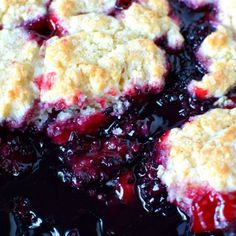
[158,108,236,201]
[50,0,184,48]
[0,28,41,124]
[0,0,48,29]
[41,31,167,107]
[157,107,236,232]
[120,1,183,48]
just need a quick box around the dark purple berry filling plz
[0,0,234,235]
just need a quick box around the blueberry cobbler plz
[1,0,236,235]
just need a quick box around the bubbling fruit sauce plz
[0,0,235,235]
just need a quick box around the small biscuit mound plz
[41,31,167,108]
[50,0,183,49]
[0,28,41,124]
[0,0,48,29]
[119,1,184,48]
[157,108,236,232]
[158,108,236,198]
[49,0,121,36]
[189,26,236,98]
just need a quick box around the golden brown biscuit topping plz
[0,0,48,28]
[41,32,167,107]
[158,108,236,203]
[0,28,41,123]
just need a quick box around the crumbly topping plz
[0,28,41,123]
[50,0,116,18]
[0,0,48,29]
[158,108,236,203]
[137,0,170,15]
[63,13,124,36]
[41,31,167,106]
[189,26,236,98]
[56,13,137,45]
[50,0,184,48]
[120,2,184,48]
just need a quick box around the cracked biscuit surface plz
[62,13,124,36]
[50,0,184,48]
[120,1,184,48]
[41,31,167,108]
[158,108,236,203]
[0,28,41,124]
[0,0,48,29]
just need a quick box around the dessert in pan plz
[0,0,236,235]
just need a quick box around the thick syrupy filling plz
[0,0,234,235]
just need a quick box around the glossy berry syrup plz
[0,1,234,236]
